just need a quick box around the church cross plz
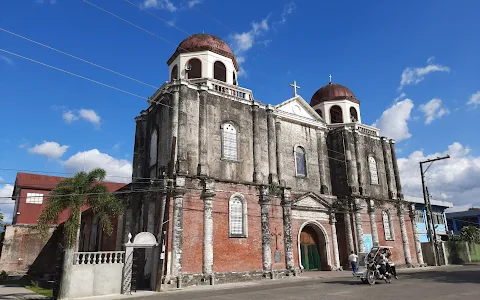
[329,74,332,83]
[271,227,282,250]
[290,80,300,97]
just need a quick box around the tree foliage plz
[449,226,480,244]
[37,168,125,248]
[0,211,4,224]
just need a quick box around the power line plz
[0,27,159,89]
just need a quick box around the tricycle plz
[353,246,393,285]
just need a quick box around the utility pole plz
[419,155,449,266]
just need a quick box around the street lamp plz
[419,155,450,266]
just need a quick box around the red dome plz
[310,83,359,107]
[167,34,239,71]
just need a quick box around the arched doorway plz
[298,221,330,271]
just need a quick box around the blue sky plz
[1,0,480,222]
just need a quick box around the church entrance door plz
[300,225,323,271]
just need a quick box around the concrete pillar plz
[281,188,294,273]
[197,88,209,176]
[122,234,134,295]
[330,213,341,270]
[381,137,396,199]
[170,177,186,284]
[316,129,327,194]
[344,210,355,254]
[267,105,278,184]
[398,204,412,265]
[354,199,365,252]
[170,87,180,164]
[389,139,403,199]
[353,130,364,195]
[343,129,359,194]
[275,121,285,186]
[367,200,379,246]
[259,186,272,277]
[252,104,262,183]
[201,179,216,282]
[409,204,425,266]
[177,86,188,174]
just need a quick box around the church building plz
[117,34,424,289]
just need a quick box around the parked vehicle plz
[353,246,393,285]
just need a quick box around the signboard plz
[363,234,373,253]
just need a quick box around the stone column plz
[170,87,180,164]
[259,186,272,277]
[354,199,365,253]
[381,137,395,199]
[409,204,424,266]
[367,200,379,246]
[389,139,403,199]
[316,129,327,194]
[267,105,278,183]
[343,129,359,194]
[177,86,188,174]
[329,213,341,270]
[398,204,412,265]
[275,121,285,186]
[197,87,209,176]
[252,104,262,183]
[353,130,364,195]
[170,177,186,285]
[344,209,355,254]
[201,179,216,283]
[281,188,294,273]
[122,234,134,295]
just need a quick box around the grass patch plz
[0,277,53,298]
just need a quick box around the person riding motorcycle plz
[377,252,388,277]
[385,249,398,280]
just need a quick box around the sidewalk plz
[0,284,47,300]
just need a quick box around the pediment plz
[292,192,331,210]
[275,96,324,123]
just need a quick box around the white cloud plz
[372,99,414,142]
[187,0,202,8]
[230,17,270,77]
[0,184,15,224]
[399,142,480,210]
[63,149,132,183]
[419,98,449,124]
[143,0,177,12]
[79,109,101,125]
[0,55,14,66]
[467,91,480,108]
[28,141,69,159]
[398,57,450,91]
[63,110,79,123]
[393,92,406,104]
[280,2,297,24]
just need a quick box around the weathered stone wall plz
[0,225,59,276]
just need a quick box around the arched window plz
[186,58,201,79]
[214,61,227,82]
[368,156,379,184]
[295,146,307,176]
[350,107,358,122]
[382,211,395,241]
[233,72,237,85]
[315,109,323,119]
[171,65,178,81]
[222,123,237,161]
[149,129,158,167]
[330,105,343,123]
[229,193,247,237]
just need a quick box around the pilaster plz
[381,137,396,199]
[281,188,295,274]
[353,130,364,195]
[329,213,341,270]
[267,105,278,183]
[275,121,285,186]
[316,129,330,194]
[201,179,216,283]
[343,129,359,195]
[354,199,365,252]
[389,139,403,199]
[170,87,180,166]
[177,86,188,174]
[367,200,379,246]
[197,87,209,176]
[252,104,262,183]
[397,203,412,265]
[259,186,272,277]
[170,176,186,285]
[409,204,424,266]
[344,207,355,255]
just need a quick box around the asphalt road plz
[141,265,480,300]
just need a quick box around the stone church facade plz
[117,34,424,289]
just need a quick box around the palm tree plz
[37,168,125,299]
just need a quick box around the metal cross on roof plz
[329,74,332,83]
[290,80,300,97]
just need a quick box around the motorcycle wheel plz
[366,270,376,285]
